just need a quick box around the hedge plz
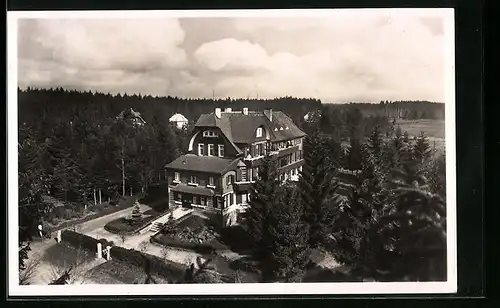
[61,230,114,253]
[109,246,187,282]
[150,234,215,254]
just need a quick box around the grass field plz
[396,119,446,155]
[396,119,446,139]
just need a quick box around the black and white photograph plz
[8,9,456,296]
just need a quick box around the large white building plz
[169,113,189,130]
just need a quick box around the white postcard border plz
[7,8,457,296]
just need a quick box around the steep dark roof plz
[194,110,306,144]
[165,154,241,174]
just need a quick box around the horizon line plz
[17,86,445,105]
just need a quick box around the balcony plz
[233,181,253,193]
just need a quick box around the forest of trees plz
[245,124,447,282]
[17,87,446,283]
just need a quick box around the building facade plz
[165,107,307,226]
[169,113,189,130]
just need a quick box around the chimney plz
[215,108,221,118]
[243,108,249,115]
[264,109,273,122]
[225,107,232,113]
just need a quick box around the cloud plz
[16,11,448,102]
[193,13,445,102]
[17,18,191,96]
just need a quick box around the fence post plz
[56,230,62,243]
[106,246,112,261]
[96,243,102,259]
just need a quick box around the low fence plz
[57,229,187,283]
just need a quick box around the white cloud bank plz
[16,10,448,102]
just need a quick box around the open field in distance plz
[396,119,445,139]
[396,119,446,155]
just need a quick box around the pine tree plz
[131,202,142,225]
[267,185,311,282]
[413,131,432,166]
[246,145,280,279]
[331,144,389,279]
[300,129,341,248]
[378,164,447,281]
[347,135,363,170]
[367,126,384,165]
[428,154,446,198]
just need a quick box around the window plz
[203,131,209,137]
[218,145,225,157]
[241,168,247,181]
[198,143,204,156]
[255,144,264,156]
[193,196,198,205]
[256,127,263,138]
[242,194,247,204]
[208,144,214,156]
[208,176,215,186]
[174,172,180,182]
[216,197,222,209]
[190,175,198,184]
[226,175,233,186]
[200,196,206,206]
[175,193,182,201]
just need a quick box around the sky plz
[16,10,449,103]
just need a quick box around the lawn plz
[86,260,170,284]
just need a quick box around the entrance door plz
[182,194,192,209]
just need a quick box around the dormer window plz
[203,130,218,137]
[208,144,215,156]
[256,127,263,138]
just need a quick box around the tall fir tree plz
[246,143,280,280]
[332,143,389,279]
[347,135,363,170]
[267,185,311,282]
[378,164,447,281]
[412,131,433,179]
[300,129,341,248]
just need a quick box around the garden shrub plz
[104,216,157,235]
[150,234,215,254]
[109,246,186,281]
